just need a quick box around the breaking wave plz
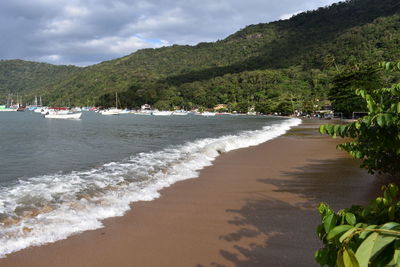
[0,117,301,257]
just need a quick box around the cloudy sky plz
[0,0,341,66]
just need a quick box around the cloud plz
[0,0,341,66]
[64,5,89,17]
[78,36,168,55]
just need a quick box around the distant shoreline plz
[0,120,377,266]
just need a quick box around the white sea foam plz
[0,117,301,257]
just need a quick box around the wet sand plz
[0,120,377,267]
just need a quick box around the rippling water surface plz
[0,111,300,257]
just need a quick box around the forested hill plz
[223,0,400,69]
[0,60,80,99]
[1,0,400,111]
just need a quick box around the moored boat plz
[45,112,82,119]
[44,108,82,119]
[172,110,189,116]
[101,92,124,115]
[100,108,121,115]
[134,110,152,115]
[151,110,173,116]
[200,112,216,116]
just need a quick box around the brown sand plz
[0,120,378,267]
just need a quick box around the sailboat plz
[100,92,124,115]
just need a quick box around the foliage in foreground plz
[315,184,400,267]
[317,62,400,266]
[319,62,400,176]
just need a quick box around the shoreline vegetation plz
[315,62,400,267]
[1,0,400,116]
[0,119,379,266]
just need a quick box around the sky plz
[0,0,341,66]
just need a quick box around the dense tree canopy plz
[0,0,400,111]
[328,66,384,117]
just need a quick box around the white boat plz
[151,110,173,116]
[117,109,131,114]
[201,112,216,117]
[172,110,189,116]
[44,110,82,119]
[101,92,124,115]
[134,110,152,115]
[71,107,82,112]
[100,109,121,115]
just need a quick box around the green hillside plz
[1,0,400,111]
[0,60,80,104]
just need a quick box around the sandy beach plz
[0,120,378,267]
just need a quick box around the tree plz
[153,100,172,110]
[321,62,400,176]
[328,66,383,118]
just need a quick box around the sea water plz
[0,111,301,257]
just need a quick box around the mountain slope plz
[0,60,80,103]
[1,0,400,108]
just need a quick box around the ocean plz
[0,111,301,257]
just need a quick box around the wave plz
[0,117,301,257]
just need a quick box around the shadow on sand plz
[201,157,377,267]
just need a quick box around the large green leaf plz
[345,212,357,225]
[355,232,397,267]
[381,222,400,231]
[324,213,337,233]
[327,225,354,240]
[376,114,386,127]
[343,249,360,267]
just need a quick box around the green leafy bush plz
[317,62,400,266]
[319,61,400,176]
[315,184,400,267]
